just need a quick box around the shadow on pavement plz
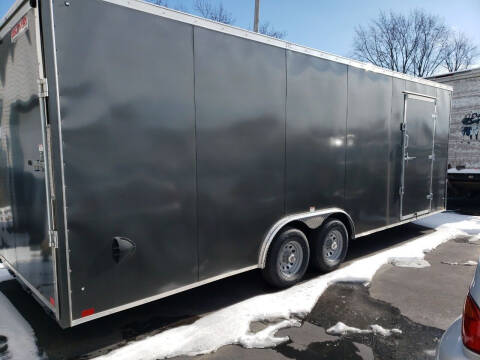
[0,222,435,359]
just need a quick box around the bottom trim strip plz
[71,264,259,326]
[0,255,57,315]
[356,209,445,238]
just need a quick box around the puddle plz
[275,283,443,360]
[276,339,371,359]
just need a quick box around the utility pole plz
[253,0,260,32]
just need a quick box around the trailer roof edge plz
[102,0,453,92]
[0,0,454,92]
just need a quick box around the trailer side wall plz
[51,0,198,318]
[194,27,286,280]
[42,0,451,323]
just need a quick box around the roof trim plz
[0,0,453,92]
[102,0,453,92]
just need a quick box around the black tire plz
[311,219,349,272]
[262,227,310,288]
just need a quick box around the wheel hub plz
[277,240,304,278]
[323,229,343,261]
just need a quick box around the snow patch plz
[448,168,480,174]
[424,349,437,357]
[326,322,402,337]
[442,260,477,266]
[0,291,44,359]
[389,257,431,268]
[0,266,12,283]
[469,235,480,243]
[93,212,468,360]
[239,319,301,349]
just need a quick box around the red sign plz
[11,16,28,43]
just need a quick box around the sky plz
[1,0,479,62]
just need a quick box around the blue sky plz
[1,0,479,60]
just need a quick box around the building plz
[429,68,480,168]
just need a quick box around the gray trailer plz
[0,0,452,328]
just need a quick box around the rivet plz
[65,1,70,6]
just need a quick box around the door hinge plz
[400,123,406,131]
[426,193,433,200]
[399,186,404,196]
[49,230,58,249]
[432,114,438,119]
[38,78,49,98]
[428,154,435,160]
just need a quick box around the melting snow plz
[469,235,480,243]
[448,168,480,174]
[389,257,431,268]
[0,291,44,359]
[239,319,301,348]
[93,212,472,360]
[424,349,437,356]
[326,322,402,337]
[0,265,11,284]
[442,260,478,266]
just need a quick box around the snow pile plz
[389,257,431,268]
[442,260,477,266]
[0,292,44,359]
[93,212,473,360]
[0,265,12,283]
[448,168,480,174]
[326,322,402,337]
[239,319,301,348]
[469,235,480,243]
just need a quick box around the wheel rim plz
[322,229,343,263]
[277,240,304,278]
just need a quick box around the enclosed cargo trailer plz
[0,0,452,328]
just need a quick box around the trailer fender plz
[258,208,355,269]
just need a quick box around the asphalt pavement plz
[0,208,478,360]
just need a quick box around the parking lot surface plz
[0,211,478,360]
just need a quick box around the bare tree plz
[353,9,477,77]
[258,22,286,39]
[444,32,478,72]
[147,0,188,11]
[410,10,450,77]
[150,0,168,6]
[194,0,235,25]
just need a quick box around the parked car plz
[437,260,480,359]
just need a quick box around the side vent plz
[112,237,136,264]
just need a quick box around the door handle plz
[405,155,416,161]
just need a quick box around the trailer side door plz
[400,93,436,220]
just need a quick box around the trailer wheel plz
[262,227,310,288]
[311,219,348,272]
